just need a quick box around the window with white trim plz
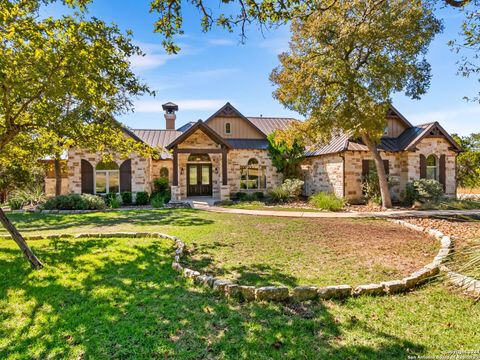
[426,155,438,180]
[225,122,231,135]
[95,161,119,194]
[240,158,266,190]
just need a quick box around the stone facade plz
[67,149,150,194]
[44,178,69,197]
[302,154,344,198]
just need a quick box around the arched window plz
[225,122,231,134]
[187,153,211,162]
[426,155,438,180]
[95,160,119,194]
[240,158,266,190]
[159,167,169,178]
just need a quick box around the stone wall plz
[44,178,69,197]
[227,149,283,195]
[302,154,344,198]
[67,149,151,194]
[343,151,407,203]
[151,159,173,188]
[177,129,221,150]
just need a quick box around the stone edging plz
[1,219,474,301]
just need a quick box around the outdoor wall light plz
[215,167,218,174]
[180,167,184,175]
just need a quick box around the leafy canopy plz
[453,133,480,189]
[267,129,305,179]
[0,0,153,162]
[270,0,442,143]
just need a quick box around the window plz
[240,158,266,190]
[95,161,119,194]
[225,122,231,134]
[187,154,211,162]
[426,155,438,180]
[159,167,169,178]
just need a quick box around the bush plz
[253,192,265,200]
[121,192,132,205]
[8,197,24,210]
[135,192,149,205]
[269,178,304,203]
[235,192,249,201]
[11,187,46,208]
[361,173,397,205]
[309,192,345,211]
[42,194,106,210]
[153,177,169,194]
[401,179,444,206]
[106,193,123,209]
[150,193,165,208]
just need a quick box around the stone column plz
[170,186,181,201]
[220,185,230,201]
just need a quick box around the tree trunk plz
[0,208,43,269]
[362,132,392,209]
[54,159,62,196]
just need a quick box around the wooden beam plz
[173,148,178,186]
[222,147,228,186]
[175,148,223,154]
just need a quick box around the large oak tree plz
[270,0,442,208]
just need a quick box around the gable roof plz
[166,120,232,150]
[247,117,297,136]
[131,129,182,148]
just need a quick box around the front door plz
[187,164,212,196]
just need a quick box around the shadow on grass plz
[3,209,214,233]
[0,237,425,359]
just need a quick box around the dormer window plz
[383,125,389,137]
[225,122,231,134]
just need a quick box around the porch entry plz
[187,164,212,196]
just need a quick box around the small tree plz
[453,133,480,189]
[267,129,305,179]
[270,1,441,208]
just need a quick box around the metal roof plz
[247,117,297,136]
[131,129,182,148]
[227,139,269,150]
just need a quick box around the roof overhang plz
[406,122,463,153]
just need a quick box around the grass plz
[220,201,327,212]
[309,192,345,211]
[1,210,437,287]
[1,232,479,358]
[420,199,480,210]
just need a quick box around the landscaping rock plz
[225,284,240,298]
[238,286,256,301]
[212,280,231,293]
[353,283,384,296]
[441,236,452,249]
[380,280,407,294]
[26,235,44,240]
[427,228,444,239]
[255,286,289,301]
[408,266,439,286]
[292,286,318,301]
[172,262,183,271]
[317,285,352,299]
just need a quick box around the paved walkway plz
[192,203,480,218]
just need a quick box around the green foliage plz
[7,197,24,211]
[121,192,132,205]
[11,187,46,208]
[42,194,106,210]
[0,160,44,203]
[452,133,480,189]
[267,131,305,178]
[269,179,304,203]
[150,193,165,208]
[135,192,149,206]
[153,177,170,194]
[309,192,345,212]
[401,179,444,206]
[235,191,265,202]
[235,192,249,201]
[106,193,123,209]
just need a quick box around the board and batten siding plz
[385,117,409,138]
[207,116,265,139]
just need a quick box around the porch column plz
[172,147,178,186]
[222,146,228,186]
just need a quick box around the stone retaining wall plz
[2,219,476,301]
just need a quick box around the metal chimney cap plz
[162,102,179,111]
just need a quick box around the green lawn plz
[0,210,479,358]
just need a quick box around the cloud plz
[257,36,290,53]
[209,38,235,46]
[186,68,239,78]
[134,99,227,113]
[130,41,191,71]
[130,54,169,70]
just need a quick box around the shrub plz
[253,192,265,200]
[235,192,249,201]
[361,173,397,205]
[401,179,444,206]
[153,177,169,194]
[106,193,123,209]
[11,187,46,208]
[309,192,345,211]
[42,194,105,210]
[8,197,24,210]
[121,192,132,205]
[150,193,165,208]
[135,192,149,205]
[269,178,304,203]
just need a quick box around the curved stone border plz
[0,218,463,302]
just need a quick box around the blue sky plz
[47,1,479,135]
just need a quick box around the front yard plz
[1,210,479,358]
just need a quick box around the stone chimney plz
[162,102,179,130]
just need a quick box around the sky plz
[45,1,479,136]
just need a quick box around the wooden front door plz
[187,164,212,196]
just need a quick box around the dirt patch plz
[403,215,480,242]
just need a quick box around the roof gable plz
[205,102,266,137]
[404,122,462,152]
[166,120,232,150]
